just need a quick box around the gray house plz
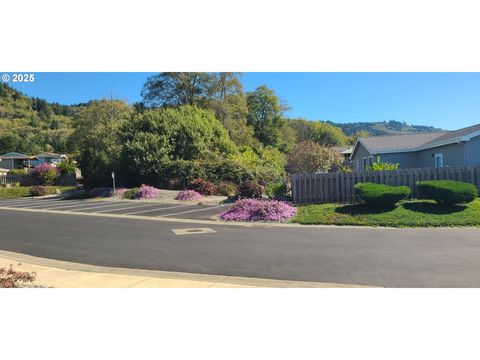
[350,123,480,171]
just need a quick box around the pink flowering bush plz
[112,188,128,198]
[175,190,204,201]
[134,185,160,200]
[30,163,60,185]
[220,199,296,222]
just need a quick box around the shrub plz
[0,265,37,288]
[220,199,296,222]
[237,180,264,199]
[58,159,76,175]
[355,182,411,208]
[187,178,217,196]
[286,140,344,174]
[265,181,289,199]
[112,188,128,198]
[217,181,238,197]
[9,169,28,175]
[134,185,160,200]
[29,185,49,197]
[87,188,113,198]
[417,180,477,205]
[123,188,139,199]
[30,163,60,185]
[175,190,204,201]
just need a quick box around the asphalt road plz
[1,207,480,287]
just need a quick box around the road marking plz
[34,201,106,210]
[60,201,140,212]
[92,203,160,213]
[0,198,65,206]
[159,205,224,217]
[120,203,189,215]
[1,200,88,209]
[171,227,217,235]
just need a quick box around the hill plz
[327,120,443,136]
[0,83,80,155]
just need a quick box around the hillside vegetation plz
[329,120,442,136]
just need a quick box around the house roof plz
[331,146,353,154]
[36,152,67,158]
[0,152,37,160]
[353,123,480,157]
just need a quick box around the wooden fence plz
[0,174,77,187]
[291,165,480,204]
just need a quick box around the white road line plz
[0,198,64,206]
[92,203,161,213]
[3,200,88,208]
[59,201,139,212]
[159,205,224,217]
[38,201,109,210]
[120,203,189,215]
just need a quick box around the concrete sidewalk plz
[0,251,368,288]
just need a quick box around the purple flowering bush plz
[175,190,204,201]
[30,163,60,185]
[220,199,296,222]
[112,188,128,198]
[134,185,160,200]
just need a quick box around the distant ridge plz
[327,120,443,136]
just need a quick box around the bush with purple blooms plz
[133,185,160,200]
[175,190,204,201]
[30,163,60,186]
[220,199,296,222]
[112,188,128,198]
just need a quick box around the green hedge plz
[0,186,76,199]
[417,180,477,205]
[355,182,411,208]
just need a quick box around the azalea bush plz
[175,190,204,201]
[0,265,37,288]
[220,199,296,222]
[134,185,160,200]
[29,185,49,197]
[30,163,60,185]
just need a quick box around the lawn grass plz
[0,186,76,199]
[292,198,480,227]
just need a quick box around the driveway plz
[1,204,480,287]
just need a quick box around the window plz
[363,157,368,170]
[434,153,443,168]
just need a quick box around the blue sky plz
[6,72,480,130]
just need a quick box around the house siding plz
[466,135,480,165]
[375,152,417,168]
[351,142,371,171]
[415,142,465,167]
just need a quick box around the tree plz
[121,105,236,183]
[246,85,287,148]
[69,99,133,178]
[286,140,344,174]
[141,72,215,108]
[288,119,346,146]
[347,129,369,145]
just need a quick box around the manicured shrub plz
[29,185,49,197]
[220,199,296,222]
[134,185,160,200]
[175,190,204,201]
[217,181,238,197]
[30,163,60,185]
[237,180,264,199]
[417,180,477,206]
[87,188,113,198]
[187,178,217,196]
[123,188,139,199]
[9,169,29,175]
[355,182,411,208]
[265,181,289,199]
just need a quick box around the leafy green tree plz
[246,85,287,148]
[286,140,344,174]
[288,119,346,146]
[69,99,133,178]
[121,105,236,182]
[141,72,215,108]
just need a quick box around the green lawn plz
[292,198,480,227]
[0,186,77,199]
